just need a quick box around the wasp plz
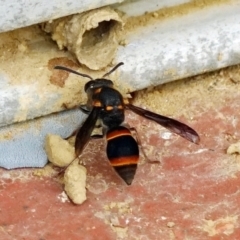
[54,62,200,185]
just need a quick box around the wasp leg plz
[91,134,103,139]
[80,104,91,114]
[130,127,159,164]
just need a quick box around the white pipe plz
[0,0,123,32]
[116,1,240,89]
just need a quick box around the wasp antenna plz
[102,62,124,78]
[54,66,93,80]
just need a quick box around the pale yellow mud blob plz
[44,134,87,204]
[44,134,75,167]
[227,141,240,155]
[64,160,87,204]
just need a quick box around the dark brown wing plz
[127,104,200,144]
[75,107,100,156]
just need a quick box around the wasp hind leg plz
[129,127,160,164]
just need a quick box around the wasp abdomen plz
[106,126,139,185]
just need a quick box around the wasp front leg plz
[79,104,91,114]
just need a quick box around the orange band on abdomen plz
[106,128,131,141]
[109,155,139,166]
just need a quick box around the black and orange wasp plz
[54,62,200,185]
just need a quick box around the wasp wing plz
[75,107,100,157]
[127,104,200,144]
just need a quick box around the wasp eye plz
[84,80,95,92]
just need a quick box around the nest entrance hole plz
[81,20,118,50]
